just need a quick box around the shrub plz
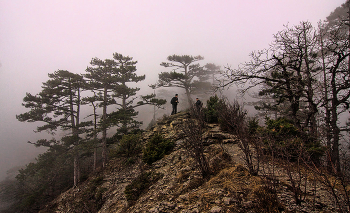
[262,117,325,163]
[124,172,163,202]
[218,99,247,133]
[218,99,261,175]
[204,95,224,123]
[180,117,210,178]
[110,133,142,159]
[142,134,174,165]
[252,186,285,213]
[248,118,260,135]
[79,176,107,212]
[90,176,104,186]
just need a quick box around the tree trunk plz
[102,85,108,167]
[302,22,318,138]
[93,104,98,171]
[68,77,80,187]
[330,68,341,174]
[184,65,193,106]
[320,29,333,172]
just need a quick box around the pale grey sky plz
[0,0,345,179]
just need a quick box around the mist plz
[0,0,346,181]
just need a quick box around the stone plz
[191,207,200,213]
[178,194,189,201]
[149,207,159,213]
[210,206,222,213]
[223,197,232,205]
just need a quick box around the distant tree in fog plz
[152,54,218,106]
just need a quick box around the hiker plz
[195,98,203,112]
[171,94,179,115]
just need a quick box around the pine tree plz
[109,53,166,137]
[17,70,86,186]
[109,53,145,136]
[152,55,215,106]
[85,53,166,165]
[85,57,119,167]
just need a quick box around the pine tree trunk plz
[93,107,98,171]
[102,85,108,167]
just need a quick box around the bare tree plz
[179,110,210,178]
[221,21,322,137]
[320,5,350,173]
[218,99,261,175]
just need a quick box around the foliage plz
[142,134,174,165]
[108,108,141,138]
[79,176,107,212]
[264,117,299,140]
[0,179,18,213]
[85,56,122,166]
[204,95,224,123]
[220,14,350,173]
[16,70,88,186]
[124,172,163,203]
[218,98,247,133]
[248,118,260,135]
[109,133,142,158]
[261,117,325,162]
[16,70,86,134]
[109,53,145,135]
[152,54,218,106]
[12,146,74,212]
[85,53,166,166]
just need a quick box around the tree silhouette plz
[17,70,86,186]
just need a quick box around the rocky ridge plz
[40,112,337,213]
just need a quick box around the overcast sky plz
[0,0,345,180]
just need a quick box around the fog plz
[0,0,345,181]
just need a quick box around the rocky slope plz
[40,112,338,213]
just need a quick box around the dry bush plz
[218,99,262,175]
[179,113,210,178]
[252,185,286,213]
[306,156,350,212]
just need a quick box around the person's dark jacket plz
[195,99,202,108]
[171,96,178,105]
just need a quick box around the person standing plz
[195,98,203,112]
[171,94,179,115]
